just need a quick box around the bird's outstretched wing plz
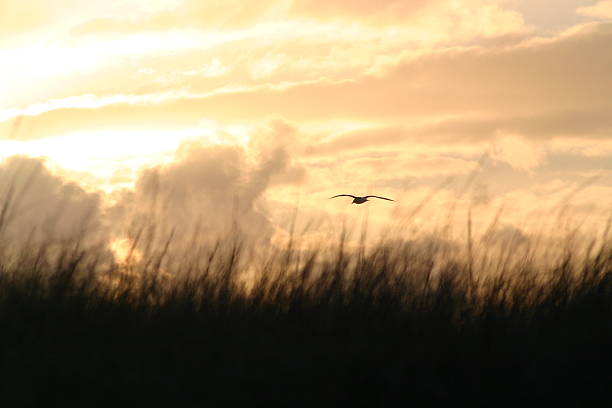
[365,195,394,201]
[329,194,357,199]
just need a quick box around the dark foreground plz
[0,241,611,407]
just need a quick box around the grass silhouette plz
[0,166,611,406]
[0,219,610,406]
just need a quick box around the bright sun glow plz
[0,124,251,187]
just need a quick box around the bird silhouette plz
[329,194,394,204]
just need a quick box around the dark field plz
[0,221,611,408]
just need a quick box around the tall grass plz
[0,167,611,405]
[0,215,610,406]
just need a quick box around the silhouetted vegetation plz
[0,158,610,405]
[0,214,611,407]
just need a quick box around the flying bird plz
[329,194,394,204]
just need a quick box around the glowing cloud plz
[578,1,612,19]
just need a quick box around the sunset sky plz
[1,0,611,251]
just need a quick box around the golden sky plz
[1,0,611,251]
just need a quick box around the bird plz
[329,194,394,204]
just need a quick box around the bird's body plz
[329,194,394,204]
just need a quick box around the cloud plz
[0,120,306,260]
[57,0,529,97]
[0,156,107,247]
[108,124,304,255]
[287,0,432,22]
[304,107,612,159]
[8,21,609,136]
[577,1,612,19]
[0,0,176,43]
[71,0,527,42]
[308,151,477,183]
[490,134,546,171]
[72,0,278,35]
[0,1,57,40]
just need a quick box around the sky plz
[1,0,611,254]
